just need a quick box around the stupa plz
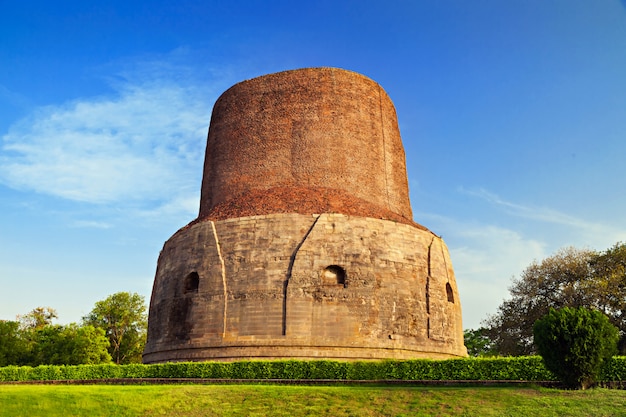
[143,67,467,363]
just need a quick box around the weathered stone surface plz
[144,214,465,362]
[143,68,467,363]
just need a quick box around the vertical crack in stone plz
[439,237,451,284]
[427,236,434,277]
[210,220,228,338]
[425,275,430,314]
[426,235,435,339]
[283,214,321,335]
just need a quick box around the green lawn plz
[1,384,625,417]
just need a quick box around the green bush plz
[602,357,626,382]
[533,307,619,389]
[2,357,625,383]
[361,357,554,381]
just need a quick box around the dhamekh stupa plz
[143,67,467,363]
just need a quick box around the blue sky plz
[1,0,626,330]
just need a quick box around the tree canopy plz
[463,328,497,357]
[17,306,58,330]
[0,307,111,367]
[82,292,147,364]
[29,324,111,365]
[483,243,626,356]
[0,320,28,366]
[0,291,148,367]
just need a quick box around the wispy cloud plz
[423,213,547,284]
[459,187,626,245]
[461,187,582,226]
[453,224,546,278]
[0,56,233,220]
[70,220,113,229]
[1,82,207,206]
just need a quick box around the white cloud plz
[134,192,200,222]
[70,220,113,229]
[462,187,599,229]
[0,61,224,220]
[460,187,626,249]
[452,224,546,279]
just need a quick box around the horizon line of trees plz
[0,292,147,367]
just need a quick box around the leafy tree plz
[484,245,626,355]
[17,307,58,330]
[0,320,29,366]
[588,242,626,352]
[2,308,112,366]
[30,324,111,365]
[533,307,619,389]
[463,328,497,357]
[68,324,113,364]
[83,292,147,364]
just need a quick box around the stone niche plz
[143,67,467,363]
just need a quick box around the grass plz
[1,384,626,417]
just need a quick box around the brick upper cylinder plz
[199,67,413,221]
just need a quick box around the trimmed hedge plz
[0,357,624,383]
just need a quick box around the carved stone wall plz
[143,68,467,363]
[143,213,465,362]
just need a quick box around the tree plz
[463,328,497,357]
[83,292,148,364]
[588,242,626,352]
[484,247,594,355]
[0,320,29,366]
[483,245,626,356]
[2,307,112,366]
[533,307,619,389]
[68,325,113,364]
[17,307,58,330]
[30,324,111,365]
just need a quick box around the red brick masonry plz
[196,186,428,230]
[199,67,413,223]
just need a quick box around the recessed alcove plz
[322,265,346,286]
[446,283,454,303]
[184,272,199,293]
